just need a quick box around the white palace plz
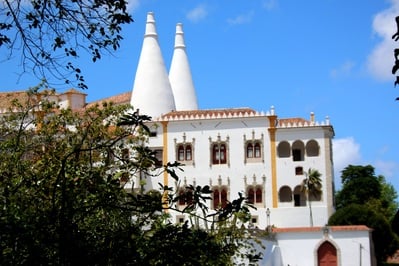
[0,11,376,266]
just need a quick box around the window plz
[212,143,227,164]
[185,145,192,160]
[292,140,305,161]
[177,144,193,162]
[176,215,185,224]
[306,140,319,157]
[293,185,306,206]
[213,187,228,209]
[246,142,262,160]
[178,188,193,206]
[254,143,261,158]
[277,141,290,158]
[247,186,263,204]
[279,186,292,202]
[247,143,253,158]
[178,145,185,161]
[295,166,303,175]
[153,149,163,168]
[293,149,302,161]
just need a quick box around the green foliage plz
[333,165,399,265]
[0,88,260,265]
[301,168,322,227]
[329,204,399,265]
[0,0,133,89]
[336,165,382,209]
[393,209,399,237]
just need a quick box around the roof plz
[85,91,131,108]
[272,225,371,233]
[161,108,257,119]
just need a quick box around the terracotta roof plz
[272,225,371,233]
[161,108,257,119]
[279,117,310,125]
[86,91,131,108]
[0,91,39,110]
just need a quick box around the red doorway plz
[318,241,337,266]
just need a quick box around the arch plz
[292,140,305,161]
[246,143,254,158]
[185,144,192,160]
[213,189,220,209]
[309,191,322,201]
[254,142,261,158]
[177,145,185,161]
[277,141,290,158]
[279,186,292,202]
[306,139,320,157]
[213,187,228,209]
[255,186,262,203]
[212,143,227,164]
[247,187,255,203]
[293,185,306,206]
[317,241,337,266]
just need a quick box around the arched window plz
[178,188,193,206]
[246,143,253,158]
[247,187,255,203]
[306,140,319,157]
[213,189,220,209]
[279,186,292,202]
[178,189,185,205]
[185,145,192,160]
[213,187,228,209]
[221,188,227,208]
[247,186,263,204]
[176,144,193,162]
[212,143,227,164]
[254,143,261,158]
[178,145,185,161]
[292,140,305,161]
[277,141,290,158]
[255,187,262,203]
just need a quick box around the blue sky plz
[1,0,399,194]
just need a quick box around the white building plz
[0,11,376,266]
[124,12,376,265]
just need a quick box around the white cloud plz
[367,0,399,81]
[186,5,208,23]
[262,0,278,11]
[330,60,355,78]
[127,0,140,13]
[227,11,254,26]
[332,137,362,184]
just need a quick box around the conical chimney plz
[130,12,176,118]
[169,23,198,110]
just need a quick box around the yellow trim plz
[268,115,278,208]
[161,121,169,210]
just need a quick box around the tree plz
[393,209,399,237]
[329,204,399,265]
[333,164,399,265]
[393,16,399,100]
[301,168,322,227]
[0,88,260,265]
[335,165,382,210]
[0,0,133,89]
